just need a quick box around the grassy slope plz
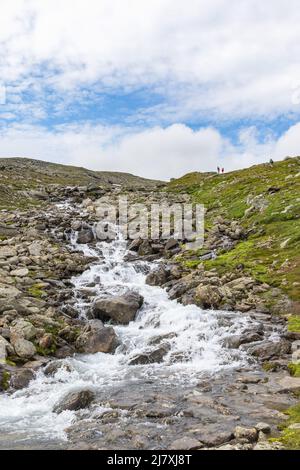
[168,157,300,308]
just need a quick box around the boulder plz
[53,389,95,414]
[165,238,179,251]
[10,319,37,341]
[194,284,221,309]
[13,338,36,359]
[10,268,29,277]
[234,426,258,443]
[10,368,35,390]
[76,323,118,354]
[77,228,94,244]
[93,291,144,324]
[138,240,153,256]
[145,266,169,286]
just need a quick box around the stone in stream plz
[53,389,95,414]
[77,228,94,244]
[10,368,35,390]
[75,320,118,354]
[145,265,169,286]
[128,344,170,365]
[43,361,73,377]
[93,291,144,324]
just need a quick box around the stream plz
[0,226,279,449]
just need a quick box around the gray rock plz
[145,266,169,286]
[169,437,203,450]
[77,228,94,244]
[234,426,258,442]
[13,338,36,359]
[138,240,153,256]
[129,344,170,365]
[255,422,271,434]
[53,389,95,414]
[247,340,291,360]
[76,325,118,354]
[10,368,35,390]
[93,291,144,324]
[165,238,179,251]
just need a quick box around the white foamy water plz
[0,230,257,443]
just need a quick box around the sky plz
[0,0,300,180]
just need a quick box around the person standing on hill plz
[222,167,224,173]
[217,166,220,174]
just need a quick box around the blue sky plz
[0,0,300,179]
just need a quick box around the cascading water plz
[0,227,259,447]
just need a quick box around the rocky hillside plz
[167,157,300,315]
[0,157,164,210]
[0,156,300,449]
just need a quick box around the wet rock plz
[129,344,170,365]
[10,368,35,390]
[93,291,144,324]
[43,360,73,377]
[169,437,203,450]
[234,426,258,442]
[75,324,118,354]
[145,266,169,286]
[53,389,95,414]
[138,240,153,256]
[55,344,75,359]
[77,228,94,244]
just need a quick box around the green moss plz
[262,361,279,372]
[288,316,300,333]
[5,359,16,367]
[28,283,45,298]
[288,363,300,377]
[35,343,57,356]
[271,403,300,449]
[1,370,10,390]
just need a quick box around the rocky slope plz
[0,156,299,449]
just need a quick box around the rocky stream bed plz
[0,191,300,450]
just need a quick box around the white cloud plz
[1,0,300,121]
[0,122,299,179]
